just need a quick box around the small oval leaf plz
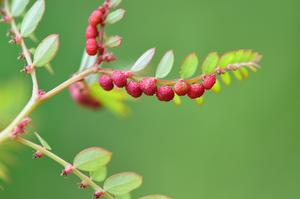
[131,48,156,72]
[33,34,60,67]
[111,0,123,8]
[90,167,107,182]
[34,132,51,150]
[180,53,199,79]
[104,172,143,196]
[105,35,123,48]
[11,0,30,17]
[106,9,126,24]
[73,147,112,172]
[202,52,219,74]
[212,79,221,93]
[20,0,45,37]
[155,50,174,78]
[139,195,172,199]
[220,72,231,86]
[117,193,131,199]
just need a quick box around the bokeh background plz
[1,0,300,198]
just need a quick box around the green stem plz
[16,137,115,199]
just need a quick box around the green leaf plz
[202,52,219,74]
[218,52,235,68]
[104,172,143,195]
[117,193,131,199]
[220,72,231,86]
[173,94,181,106]
[240,67,249,78]
[131,48,156,72]
[34,132,51,150]
[90,167,107,182]
[20,0,45,37]
[106,9,126,24]
[212,79,221,93]
[195,97,204,105]
[105,35,123,48]
[139,195,172,199]
[232,70,243,80]
[73,147,112,172]
[33,34,60,67]
[111,0,123,8]
[11,0,30,17]
[180,53,199,79]
[155,50,174,78]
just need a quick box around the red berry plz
[126,81,142,98]
[89,10,103,27]
[86,39,98,56]
[99,74,114,91]
[203,75,216,90]
[187,84,205,99]
[86,25,98,39]
[112,71,127,88]
[174,80,190,96]
[139,78,157,96]
[156,86,175,102]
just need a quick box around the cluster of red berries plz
[99,71,217,102]
[85,1,113,60]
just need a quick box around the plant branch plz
[15,136,115,199]
[4,0,39,96]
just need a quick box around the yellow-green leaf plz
[180,53,199,79]
[202,52,219,74]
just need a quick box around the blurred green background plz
[1,0,300,198]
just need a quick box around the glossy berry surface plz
[139,78,157,96]
[187,84,205,99]
[99,74,114,91]
[86,25,98,39]
[126,81,143,98]
[89,10,103,27]
[203,75,216,90]
[86,39,98,56]
[112,71,127,88]
[174,80,190,96]
[156,86,175,102]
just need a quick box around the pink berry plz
[112,71,127,88]
[126,81,143,98]
[89,10,103,27]
[174,80,190,96]
[187,84,205,99]
[156,86,175,102]
[203,75,216,90]
[69,81,101,109]
[99,74,114,91]
[86,39,98,56]
[86,25,98,39]
[139,78,157,96]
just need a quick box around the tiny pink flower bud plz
[33,151,44,159]
[174,80,190,96]
[187,84,205,99]
[61,165,74,176]
[202,75,216,90]
[2,15,11,23]
[156,86,175,102]
[38,90,45,98]
[102,52,116,63]
[15,35,22,44]
[94,191,104,199]
[139,78,157,96]
[112,70,127,88]
[99,74,114,91]
[126,81,143,98]
[12,117,32,137]
[79,181,89,189]
[23,65,34,74]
